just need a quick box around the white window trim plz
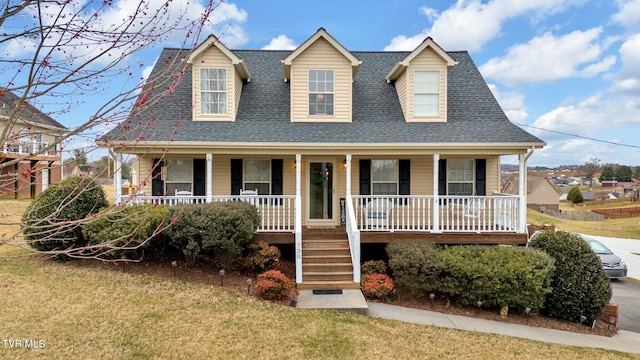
[308,69,335,116]
[371,159,398,195]
[243,159,271,195]
[446,159,475,196]
[165,159,193,194]
[413,70,440,117]
[200,68,228,116]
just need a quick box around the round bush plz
[386,241,443,296]
[255,270,293,300]
[529,231,611,323]
[361,260,388,275]
[361,273,395,301]
[241,241,281,275]
[82,204,171,261]
[22,176,108,256]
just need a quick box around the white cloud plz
[610,33,640,93]
[261,35,297,50]
[479,28,616,85]
[487,84,528,123]
[612,0,640,28]
[384,0,585,51]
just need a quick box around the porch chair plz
[463,198,486,219]
[240,189,258,206]
[175,189,192,204]
[365,198,394,230]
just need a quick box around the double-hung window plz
[414,70,439,116]
[165,159,192,195]
[372,160,398,195]
[308,70,334,116]
[447,159,474,195]
[244,160,271,195]
[200,68,227,115]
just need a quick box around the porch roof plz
[102,48,544,149]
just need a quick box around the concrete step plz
[302,262,353,272]
[297,281,361,290]
[302,271,353,282]
[296,289,368,314]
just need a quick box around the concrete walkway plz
[367,302,640,354]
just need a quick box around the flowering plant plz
[361,273,395,301]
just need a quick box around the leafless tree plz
[0,0,224,260]
[582,158,601,190]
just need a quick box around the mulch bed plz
[70,255,617,337]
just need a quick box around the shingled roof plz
[0,91,67,130]
[103,47,544,147]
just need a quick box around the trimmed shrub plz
[529,231,611,323]
[361,273,395,301]
[167,202,260,266]
[82,204,171,261]
[361,260,388,275]
[255,270,293,300]
[241,241,281,275]
[22,176,108,256]
[386,241,443,296]
[567,187,584,203]
[438,246,555,312]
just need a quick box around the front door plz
[309,162,334,222]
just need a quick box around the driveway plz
[611,280,640,333]
[581,235,640,333]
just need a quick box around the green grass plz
[528,208,640,239]
[0,261,636,360]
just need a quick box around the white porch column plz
[432,153,441,233]
[206,153,213,202]
[345,154,352,198]
[518,153,527,233]
[42,167,49,192]
[114,152,122,205]
[295,153,302,284]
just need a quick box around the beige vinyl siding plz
[289,38,352,122]
[486,157,499,194]
[406,47,448,122]
[394,73,408,120]
[192,47,236,121]
[136,156,153,195]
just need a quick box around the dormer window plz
[200,68,227,115]
[308,70,334,116]
[413,70,439,116]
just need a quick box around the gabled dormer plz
[281,28,362,122]
[186,35,251,121]
[386,37,458,123]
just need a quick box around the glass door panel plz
[309,162,333,220]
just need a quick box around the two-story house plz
[100,28,545,289]
[1,91,66,199]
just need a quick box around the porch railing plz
[121,194,296,232]
[351,194,520,233]
[345,196,361,283]
[2,141,59,157]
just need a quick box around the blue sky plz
[5,0,640,167]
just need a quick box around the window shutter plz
[359,159,371,195]
[231,159,243,195]
[475,159,486,196]
[399,160,410,195]
[152,158,164,196]
[193,159,206,196]
[438,159,447,195]
[271,159,283,195]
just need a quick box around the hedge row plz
[387,241,555,313]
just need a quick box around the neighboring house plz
[0,91,66,199]
[100,28,545,288]
[62,163,84,179]
[501,176,560,212]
